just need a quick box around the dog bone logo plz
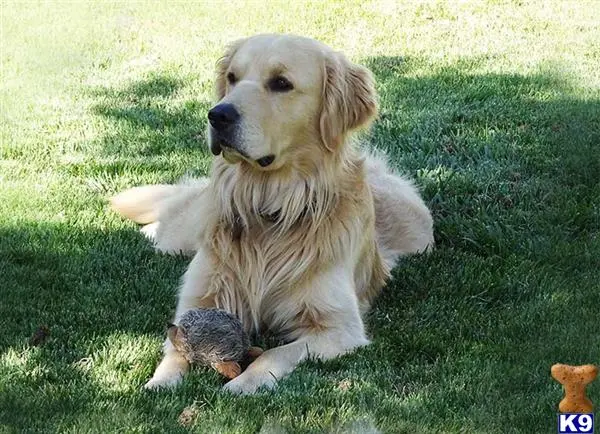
[551,363,598,413]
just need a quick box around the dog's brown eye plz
[268,76,293,92]
[227,72,237,85]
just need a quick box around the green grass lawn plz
[1,1,599,432]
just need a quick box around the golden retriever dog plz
[111,34,434,394]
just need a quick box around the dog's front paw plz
[142,354,188,391]
[143,371,183,390]
[223,369,278,395]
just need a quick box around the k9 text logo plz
[558,414,594,434]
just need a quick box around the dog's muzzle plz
[207,103,276,168]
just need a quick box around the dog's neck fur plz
[210,141,361,236]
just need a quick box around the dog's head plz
[207,34,378,171]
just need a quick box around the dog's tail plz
[110,184,177,224]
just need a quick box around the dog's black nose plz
[208,103,240,130]
[256,155,275,167]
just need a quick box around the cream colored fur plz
[111,34,433,394]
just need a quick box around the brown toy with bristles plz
[551,363,598,413]
[167,308,263,379]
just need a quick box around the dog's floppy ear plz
[215,38,247,100]
[319,52,378,151]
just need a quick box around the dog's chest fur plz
[199,159,388,339]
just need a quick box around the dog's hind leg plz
[366,155,434,270]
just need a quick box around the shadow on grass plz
[2,59,599,432]
[364,56,599,259]
[0,222,187,349]
[89,73,212,157]
[58,72,215,184]
[0,221,206,432]
[59,72,214,184]
[363,56,599,431]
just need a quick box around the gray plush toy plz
[167,308,263,379]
